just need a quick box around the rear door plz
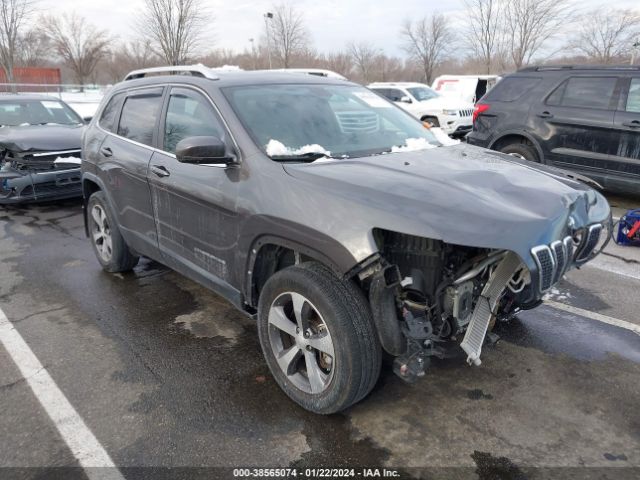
[98,87,164,257]
[538,75,621,180]
[147,86,240,289]
[611,76,640,192]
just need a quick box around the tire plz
[499,141,539,162]
[87,191,139,273]
[257,262,382,414]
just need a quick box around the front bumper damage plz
[0,151,82,204]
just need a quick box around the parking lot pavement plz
[1,198,639,479]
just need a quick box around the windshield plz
[407,87,439,102]
[0,100,83,127]
[224,84,442,160]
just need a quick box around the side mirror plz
[400,96,412,104]
[175,136,236,165]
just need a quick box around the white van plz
[432,75,501,104]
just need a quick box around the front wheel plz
[257,262,382,414]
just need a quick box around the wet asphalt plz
[0,197,639,480]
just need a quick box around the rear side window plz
[163,88,226,154]
[98,93,124,133]
[547,77,617,110]
[626,78,640,113]
[117,88,163,146]
[483,76,540,102]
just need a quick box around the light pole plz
[632,40,640,66]
[249,38,257,70]
[264,12,273,70]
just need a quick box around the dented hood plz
[0,124,83,153]
[283,143,610,266]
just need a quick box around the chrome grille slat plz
[550,240,567,284]
[531,245,556,292]
[575,224,602,263]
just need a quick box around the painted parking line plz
[545,299,640,336]
[0,307,125,480]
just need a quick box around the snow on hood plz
[429,128,460,146]
[54,156,82,165]
[266,139,331,157]
[391,137,438,153]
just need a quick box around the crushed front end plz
[361,219,611,382]
[0,148,82,204]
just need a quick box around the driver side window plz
[164,88,226,154]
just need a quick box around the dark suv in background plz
[467,66,640,195]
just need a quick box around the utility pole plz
[632,40,640,66]
[249,38,257,70]
[264,12,274,70]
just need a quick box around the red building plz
[0,67,61,92]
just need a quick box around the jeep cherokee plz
[81,65,611,414]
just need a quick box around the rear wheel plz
[257,262,382,414]
[87,191,139,272]
[499,141,539,162]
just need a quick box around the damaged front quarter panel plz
[284,144,611,380]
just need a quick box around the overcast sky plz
[38,0,640,58]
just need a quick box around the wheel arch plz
[245,234,358,309]
[488,131,545,163]
[82,173,119,238]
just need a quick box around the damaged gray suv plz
[81,66,611,414]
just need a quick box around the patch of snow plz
[430,127,460,146]
[391,137,437,153]
[266,139,330,157]
[54,156,82,165]
[543,286,573,302]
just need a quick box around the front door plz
[147,86,240,287]
[536,75,620,183]
[611,76,640,192]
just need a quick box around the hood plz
[0,124,83,153]
[283,143,610,265]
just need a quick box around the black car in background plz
[467,66,640,195]
[0,95,84,204]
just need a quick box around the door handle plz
[100,146,113,157]
[622,120,640,128]
[150,165,170,178]
[537,111,554,119]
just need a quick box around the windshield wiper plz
[270,152,332,163]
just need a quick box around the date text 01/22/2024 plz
[233,468,401,478]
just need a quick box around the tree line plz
[1,0,639,87]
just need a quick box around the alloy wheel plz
[267,292,335,394]
[91,204,113,262]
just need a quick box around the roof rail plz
[123,64,220,81]
[518,64,640,72]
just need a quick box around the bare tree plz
[16,28,50,67]
[464,0,501,74]
[138,0,209,65]
[43,13,111,87]
[400,13,454,84]
[0,0,36,83]
[569,8,640,63]
[347,41,379,83]
[324,51,353,79]
[503,0,573,69]
[267,3,309,68]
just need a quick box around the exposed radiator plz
[460,252,522,366]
